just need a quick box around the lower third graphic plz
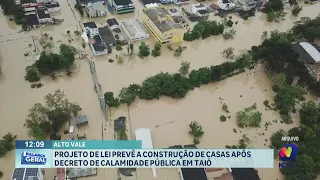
[21,151,47,165]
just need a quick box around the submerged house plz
[83,21,99,37]
[236,0,256,11]
[86,2,107,18]
[109,0,135,14]
[191,3,210,17]
[77,0,105,7]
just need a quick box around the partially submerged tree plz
[24,90,82,139]
[222,47,235,59]
[189,121,204,139]
[179,61,191,75]
[138,42,150,58]
[119,84,141,105]
[151,42,161,57]
[104,92,120,107]
[0,133,17,158]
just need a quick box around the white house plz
[86,2,107,18]
[106,18,119,30]
[36,7,53,24]
[119,20,150,42]
[218,0,235,10]
[44,1,61,12]
[83,22,99,38]
[191,3,209,17]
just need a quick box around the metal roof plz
[12,168,40,180]
[299,42,320,62]
[76,115,89,125]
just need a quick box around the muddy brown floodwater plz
[0,0,319,179]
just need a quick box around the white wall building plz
[86,2,107,18]
[119,20,150,42]
[83,22,99,38]
[37,7,53,24]
[191,3,209,17]
[218,0,235,10]
[45,1,61,12]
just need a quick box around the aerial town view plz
[0,0,320,178]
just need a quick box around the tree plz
[189,121,204,138]
[25,69,40,82]
[271,72,287,90]
[151,42,161,57]
[220,115,227,122]
[74,30,81,36]
[222,47,235,59]
[261,31,268,39]
[24,90,82,139]
[119,84,140,105]
[65,69,72,76]
[281,155,317,179]
[116,45,123,51]
[263,0,284,13]
[223,29,236,40]
[174,46,187,57]
[0,132,17,158]
[129,43,134,55]
[50,73,57,80]
[274,85,307,118]
[270,129,287,149]
[104,92,120,107]
[81,42,86,49]
[179,61,190,75]
[299,101,320,127]
[292,5,302,16]
[183,20,225,41]
[236,106,262,128]
[59,44,76,69]
[138,42,150,58]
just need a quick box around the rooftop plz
[83,21,97,29]
[230,168,260,180]
[12,168,40,180]
[87,1,106,13]
[194,3,206,8]
[113,0,133,6]
[26,13,39,26]
[121,19,149,39]
[168,145,207,180]
[106,18,119,27]
[239,0,256,6]
[45,2,60,8]
[144,6,183,33]
[293,42,320,64]
[98,26,116,45]
[36,7,51,19]
[140,0,160,5]
[77,0,104,4]
[92,35,107,52]
[198,9,209,14]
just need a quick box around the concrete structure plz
[83,22,99,37]
[191,3,209,17]
[25,12,40,28]
[236,0,256,11]
[44,0,61,12]
[120,20,150,42]
[110,0,135,14]
[86,2,107,18]
[37,7,53,24]
[218,0,235,10]
[135,128,156,178]
[175,0,190,4]
[77,0,105,7]
[293,42,320,80]
[98,26,116,46]
[142,6,184,45]
[12,168,44,180]
[90,35,109,55]
[106,18,119,30]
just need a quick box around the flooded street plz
[0,0,319,179]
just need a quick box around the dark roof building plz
[168,145,208,180]
[198,9,209,15]
[292,42,320,64]
[230,168,260,180]
[106,18,119,27]
[98,26,116,46]
[83,22,98,29]
[12,168,44,180]
[26,13,40,27]
[113,0,133,5]
[92,35,107,52]
[36,7,51,19]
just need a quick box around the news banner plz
[15,140,274,168]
